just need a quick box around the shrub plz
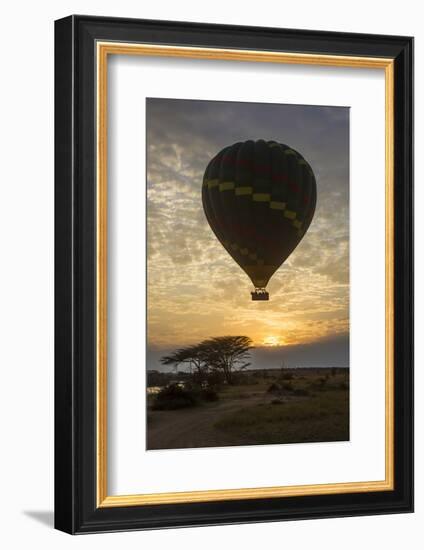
[200,388,219,402]
[282,382,293,392]
[236,373,259,386]
[267,382,282,395]
[339,381,348,390]
[151,384,198,410]
[310,376,328,390]
[204,370,225,389]
[281,372,294,381]
[271,399,284,405]
[147,370,171,387]
[230,372,257,386]
[293,388,310,397]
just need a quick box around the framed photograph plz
[54,15,413,534]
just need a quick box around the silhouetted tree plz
[200,335,253,384]
[161,336,253,386]
[160,344,206,377]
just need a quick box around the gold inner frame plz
[96,42,395,508]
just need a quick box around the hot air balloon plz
[202,139,317,300]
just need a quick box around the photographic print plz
[146,98,349,451]
[55,18,413,532]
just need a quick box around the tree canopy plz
[160,335,253,384]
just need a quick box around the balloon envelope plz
[202,139,317,299]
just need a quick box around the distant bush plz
[282,382,293,392]
[339,381,348,390]
[190,370,224,389]
[151,384,198,410]
[204,370,225,389]
[231,372,258,386]
[267,382,282,395]
[241,375,259,386]
[147,370,172,387]
[293,388,310,397]
[271,399,284,405]
[200,388,219,402]
[281,372,294,381]
[311,377,328,390]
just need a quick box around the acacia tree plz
[200,336,253,384]
[160,344,206,376]
[161,336,253,386]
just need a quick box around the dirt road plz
[147,395,266,450]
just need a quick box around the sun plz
[262,336,281,347]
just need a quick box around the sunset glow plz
[146,98,349,368]
[262,336,282,347]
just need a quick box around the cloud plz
[146,98,349,362]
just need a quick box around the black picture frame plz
[55,15,413,534]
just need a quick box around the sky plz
[146,98,349,369]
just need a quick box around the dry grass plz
[214,387,349,444]
[147,368,349,449]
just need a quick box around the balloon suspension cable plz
[251,287,269,301]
